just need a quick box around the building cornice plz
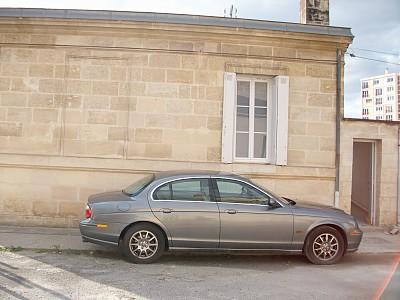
[0,7,353,39]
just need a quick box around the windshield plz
[123,174,154,196]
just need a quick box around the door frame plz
[352,139,377,225]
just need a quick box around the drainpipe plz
[334,49,342,208]
[397,127,400,225]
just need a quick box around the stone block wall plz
[340,119,399,225]
[0,17,351,226]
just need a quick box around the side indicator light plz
[96,224,108,228]
[350,229,362,235]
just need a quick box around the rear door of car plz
[148,177,220,248]
[213,177,294,250]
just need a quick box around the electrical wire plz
[346,52,400,66]
[349,47,399,57]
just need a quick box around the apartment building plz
[361,70,400,121]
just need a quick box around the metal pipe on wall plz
[397,127,400,225]
[334,48,342,208]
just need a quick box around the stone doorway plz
[351,141,376,225]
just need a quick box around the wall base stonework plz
[0,154,335,227]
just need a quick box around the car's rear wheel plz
[121,223,165,264]
[304,226,345,265]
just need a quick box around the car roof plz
[153,170,243,180]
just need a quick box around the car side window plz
[154,183,171,200]
[215,179,269,205]
[153,179,211,202]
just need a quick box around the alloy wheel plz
[129,230,159,259]
[312,233,339,261]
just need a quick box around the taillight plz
[85,205,92,219]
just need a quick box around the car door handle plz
[225,209,237,214]
[160,208,173,214]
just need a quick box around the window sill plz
[233,159,270,164]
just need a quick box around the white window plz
[222,72,288,165]
[387,77,394,83]
[387,86,394,92]
[388,95,394,101]
[362,91,368,98]
[376,98,382,105]
[362,108,369,115]
[373,79,379,85]
[376,116,383,120]
[386,115,392,121]
[385,106,392,113]
[362,81,368,89]
[375,88,382,96]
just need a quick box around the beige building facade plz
[1,8,395,228]
[340,119,399,226]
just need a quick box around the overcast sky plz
[1,0,399,118]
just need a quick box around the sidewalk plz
[0,225,399,254]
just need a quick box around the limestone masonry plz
[2,9,396,227]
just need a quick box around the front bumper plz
[346,229,363,252]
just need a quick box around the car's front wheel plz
[304,226,345,265]
[121,223,165,264]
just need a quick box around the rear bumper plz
[81,234,118,247]
[79,219,120,247]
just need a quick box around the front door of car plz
[213,178,294,249]
[148,177,219,248]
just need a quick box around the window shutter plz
[221,72,236,163]
[275,75,289,166]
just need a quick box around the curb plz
[1,246,398,256]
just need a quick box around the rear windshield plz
[123,174,154,196]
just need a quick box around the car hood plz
[290,200,346,215]
[88,191,131,204]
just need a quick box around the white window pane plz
[255,82,267,107]
[236,107,249,131]
[254,133,266,158]
[235,133,249,157]
[254,107,267,132]
[237,81,250,106]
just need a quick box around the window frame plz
[211,177,283,207]
[234,75,273,163]
[151,177,214,203]
[385,106,393,114]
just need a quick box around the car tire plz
[304,226,345,265]
[121,223,165,264]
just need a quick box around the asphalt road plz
[0,250,399,300]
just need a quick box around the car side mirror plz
[268,198,280,209]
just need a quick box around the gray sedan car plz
[80,170,363,264]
